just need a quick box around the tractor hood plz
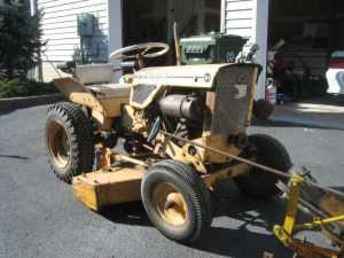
[131,63,258,89]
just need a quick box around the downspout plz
[107,0,123,82]
[220,0,226,33]
[30,0,36,16]
[30,0,43,82]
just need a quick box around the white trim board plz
[222,0,270,99]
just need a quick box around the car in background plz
[326,51,344,94]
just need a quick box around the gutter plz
[30,0,43,82]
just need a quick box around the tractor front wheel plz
[234,134,292,198]
[45,102,95,183]
[141,160,213,243]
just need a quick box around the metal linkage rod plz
[161,131,344,198]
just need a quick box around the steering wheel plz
[109,42,170,61]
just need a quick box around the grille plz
[131,84,158,106]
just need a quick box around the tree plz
[0,0,45,79]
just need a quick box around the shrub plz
[0,80,57,98]
[0,0,45,80]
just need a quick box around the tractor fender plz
[53,78,109,127]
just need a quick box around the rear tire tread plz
[46,102,94,183]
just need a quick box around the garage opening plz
[268,0,344,104]
[122,0,221,64]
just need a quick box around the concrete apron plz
[272,102,344,130]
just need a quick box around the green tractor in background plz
[180,32,274,120]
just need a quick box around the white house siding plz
[39,0,109,62]
[222,0,255,37]
[37,0,110,80]
[222,0,269,99]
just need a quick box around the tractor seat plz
[87,84,130,99]
[75,64,130,99]
[76,63,115,85]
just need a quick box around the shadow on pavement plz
[0,109,15,116]
[99,181,311,258]
[100,202,152,227]
[192,182,294,257]
[252,118,344,131]
[251,94,344,131]
[0,154,30,160]
[301,95,344,107]
[195,226,290,258]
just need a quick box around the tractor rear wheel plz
[253,99,274,120]
[141,160,213,243]
[234,134,292,198]
[45,102,95,183]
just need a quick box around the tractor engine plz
[159,94,205,138]
[159,94,204,122]
[121,63,259,163]
[158,65,258,144]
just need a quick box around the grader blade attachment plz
[274,173,344,258]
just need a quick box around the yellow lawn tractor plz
[44,40,343,250]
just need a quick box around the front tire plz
[234,134,292,198]
[45,102,95,183]
[141,160,213,243]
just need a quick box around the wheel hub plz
[152,183,189,226]
[47,121,71,169]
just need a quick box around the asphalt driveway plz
[0,105,343,258]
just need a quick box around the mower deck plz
[72,166,145,211]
